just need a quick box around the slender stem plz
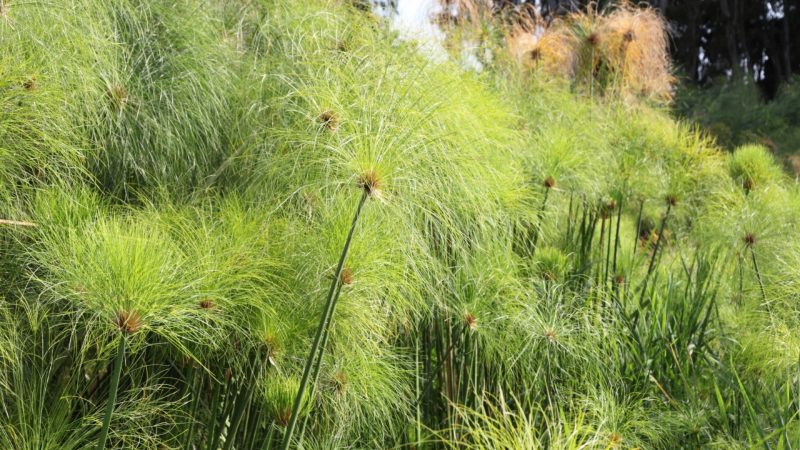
[597,217,606,285]
[96,332,126,450]
[750,247,769,310]
[262,422,276,450]
[566,191,575,244]
[308,282,344,393]
[633,200,644,256]
[639,203,672,304]
[531,188,551,258]
[737,251,744,306]
[178,363,194,401]
[605,210,613,286]
[206,376,223,450]
[246,406,263,450]
[280,191,368,450]
[415,333,422,447]
[412,323,468,408]
[223,383,254,450]
[185,369,204,449]
[298,281,345,443]
[210,375,236,450]
[0,218,36,227]
[590,47,596,101]
[612,197,623,275]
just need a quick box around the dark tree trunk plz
[688,2,700,82]
[783,12,792,79]
[760,26,786,85]
[720,0,741,75]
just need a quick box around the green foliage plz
[676,78,800,159]
[0,0,799,448]
[727,144,785,191]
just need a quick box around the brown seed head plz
[464,312,478,332]
[614,274,626,285]
[742,232,757,247]
[586,32,600,47]
[358,169,382,198]
[600,198,617,219]
[276,409,292,427]
[609,432,623,446]
[199,299,215,310]
[742,177,754,191]
[433,11,456,27]
[108,84,128,111]
[114,310,142,334]
[264,334,279,348]
[23,76,37,91]
[262,334,280,361]
[529,47,542,62]
[340,266,354,285]
[543,176,556,189]
[333,369,349,393]
[646,231,660,247]
[665,194,678,207]
[317,110,339,132]
[622,29,635,43]
[544,328,558,343]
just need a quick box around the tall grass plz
[0,0,799,448]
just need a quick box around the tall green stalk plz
[604,214,612,284]
[597,214,606,286]
[750,247,768,308]
[737,252,745,306]
[206,374,224,450]
[612,197,623,275]
[95,331,127,450]
[280,190,369,450]
[262,422,276,450]
[531,179,555,258]
[415,333,422,448]
[223,383,254,450]
[633,199,644,256]
[184,369,203,449]
[639,198,674,304]
[298,281,345,443]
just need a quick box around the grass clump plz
[727,144,785,192]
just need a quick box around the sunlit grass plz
[0,0,798,448]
